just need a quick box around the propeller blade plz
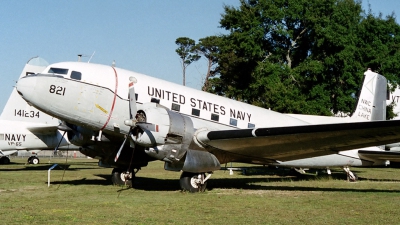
[54,130,67,154]
[136,122,159,132]
[115,76,138,162]
[129,77,137,120]
[115,136,127,162]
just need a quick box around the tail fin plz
[350,69,387,121]
[0,57,57,124]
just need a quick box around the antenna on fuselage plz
[112,60,116,67]
[88,51,95,63]
[77,51,95,63]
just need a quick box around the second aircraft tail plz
[0,56,58,124]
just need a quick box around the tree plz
[204,0,400,117]
[210,0,366,115]
[196,36,221,91]
[175,37,201,86]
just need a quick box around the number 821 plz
[49,84,66,96]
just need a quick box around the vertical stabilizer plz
[351,69,387,121]
[0,57,57,124]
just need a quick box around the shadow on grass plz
[0,164,78,171]
[0,164,100,171]
[51,177,111,186]
[46,172,400,193]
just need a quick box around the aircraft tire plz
[180,172,207,193]
[111,168,133,187]
[28,156,39,164]
[0,156,10,164]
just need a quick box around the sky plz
[0,0,399,111]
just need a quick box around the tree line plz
[175,0,400,118]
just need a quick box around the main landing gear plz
[111,169,212,192]
[179,172,212,193]
[28,156,40,164]
[111,168,135,187]
[0,156,10,164]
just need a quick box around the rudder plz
[351,69,387,121]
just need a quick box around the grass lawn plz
[1,157,400,224]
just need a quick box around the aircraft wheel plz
[180,172,207,193]
[0,157,10,164]
[111,168,133,187]
[28,156,39,164]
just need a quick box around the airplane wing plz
[25,124,58,134]
[196,120,400,163]
[358,150,400,162]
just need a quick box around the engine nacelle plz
[136,103,194,163]
[137,103,220,173]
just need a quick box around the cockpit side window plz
[71,71,82,80]
[48,68,68,75]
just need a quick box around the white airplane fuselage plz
[15,62,387,168]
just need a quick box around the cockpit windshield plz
[48,67,68,75]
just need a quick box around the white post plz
[48,164,58,187]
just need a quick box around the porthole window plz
[192,108,200,116]
[230,118,237,126]
[248,123,255,128]
[171,103,180,112]
[211,113,219,122]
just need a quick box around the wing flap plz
[359,150,400,162]
[197,120,400,162]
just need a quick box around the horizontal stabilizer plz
[26,124,58,134]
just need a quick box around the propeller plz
[115,77,138,162]
[54,121,72,154]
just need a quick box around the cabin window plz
[192,108,200,117]
[230,118,237,126]
[211,113,219,122]
[248,123,255,128]
[48,67,68,75]
[70,71,82,80]
[151,98,160,104]
[171,103,180,112]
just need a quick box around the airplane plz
[15,60,400,192]
[0,56,75,164]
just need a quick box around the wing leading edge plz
[196,120,400,162]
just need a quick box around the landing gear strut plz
[343,166,358,182]
[179,172,212,193]
[111,168,135,187]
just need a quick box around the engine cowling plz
[136,103,220,173]
[135,103,194,161]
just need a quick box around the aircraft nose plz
[16,76,37,101]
